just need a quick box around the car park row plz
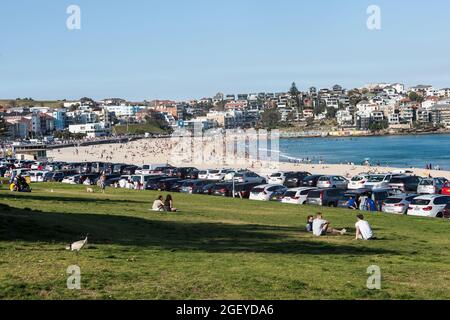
[1,158,450,219]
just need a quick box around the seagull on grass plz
[66,235,89,253]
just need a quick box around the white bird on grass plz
[66,235,89,253]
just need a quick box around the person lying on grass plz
[354,214,376,240]
[312,212,347,237]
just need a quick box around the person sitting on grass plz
[306,215,314,232]
[152,195,165,212]
[164,195,177,212]
[312,212,347,237]
[347,196,358,210]
[354,214,375,240]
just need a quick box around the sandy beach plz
[47,138,450,180]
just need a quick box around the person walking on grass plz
[312,213,347,237]
[354,214,375,240]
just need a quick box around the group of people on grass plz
[149,196,375,241]
[307,212,375,240]
[152,195,178,212]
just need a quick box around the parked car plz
[442,182,450,195]
[382,194,418,215]
[407,195,450,218]
[268,172,290,185]
[337,188,392,211]
[47,171,65,182]
[364,174,394,190]
[198,170,213,180]
[232,182,261,199]
[232,171,266,184]
[156,178,183,191]
[211,183,234,197]
[306,188,345,207]
[122,166,139,175]
[180,180,210,194]
[417,178,448,195]
[62,175,81,185]
[174,167,198,179]
[442,203,450,219]
[281,187,317,205]
[200,182,217,195]
[136,164,167,175]
[316,176,348,189]
[249,184,288,201]
[28,170,52,182]
[284,172,311,188]
[388,175,421,193]
[348,174,371,190]
[185,170,200,180]
[300,175,323,187]
[207,169,233,181]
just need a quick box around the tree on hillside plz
[289,82,302,115]
[260,108,281,129]
[409,92,424,103]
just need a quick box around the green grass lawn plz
[0,182,449,300]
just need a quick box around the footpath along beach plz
[47,138,450,180]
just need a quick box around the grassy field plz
[0,182,449,300]
[113,123,167,135]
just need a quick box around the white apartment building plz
[69,122,112,138]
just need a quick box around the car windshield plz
[270,173,282,177]
[198,171,207,175]
[419,180,433,186]
[308,191,322,198]
[284,191,297,197]
[252,187,265,193]
[318,177,330,181]
[234,173,244,178]
[412,199,431,206]
[368,175,384,182]
[384,198,402,204]
[352,176,364,181]
[390,178,405,184]
[209,170,220,174]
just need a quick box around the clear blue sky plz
[1,0,449,101]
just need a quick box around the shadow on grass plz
[0,203,397,256]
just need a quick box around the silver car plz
[316,175,349,189]
[417,178,448,195]
[382,194,418,215]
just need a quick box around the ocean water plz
[279,134,450,170]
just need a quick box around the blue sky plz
[1,0,449,101]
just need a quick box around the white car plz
[249,184,288,201]
[281,187,317,205]
[223,169,246,181]
[29,170,52,182]
[316,176,349,189]
[348,174,370,190]
[382,194,418,215]
[417,178,447,195]
[407,195,450,218]
[207,169,232,181]
[233,171,266,184]
[198,170,212,180]
[364,174,394,190]
[62,175,80,185]
[268,172,289,185]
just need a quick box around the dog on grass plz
[86,188,94,193]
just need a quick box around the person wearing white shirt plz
[152,195,165,212]
[355,215,375,240]
[312,213,347,237]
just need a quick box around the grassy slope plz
[0,182,449,300]
[113,123,166,135]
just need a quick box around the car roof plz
[414,194,449,199]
